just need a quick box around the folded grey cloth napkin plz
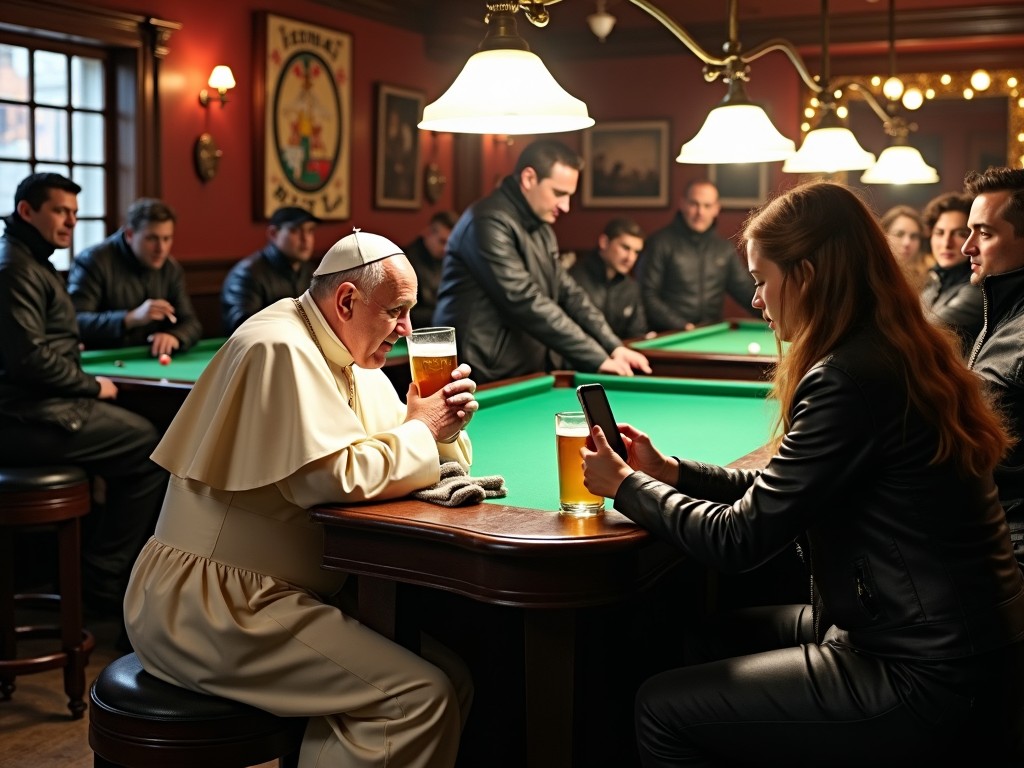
[412,460,508,507]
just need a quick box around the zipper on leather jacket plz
[967,278,989,369]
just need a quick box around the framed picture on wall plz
[253,13,352,221]
[708,163,769,210]
[375,84,424,209]
[582,120,670,208]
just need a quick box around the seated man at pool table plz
[0,172,167,616]
[569,216,650,340]
[68,197,203,358]
[124,229,478,768]
[220,205,321,335]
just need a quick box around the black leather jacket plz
[434,175,621,384]
[67,229,202,350]
[920,260,984,355]
[616,327,1024,660]
[0,216,99,431]
[639,212,757,331]
[970,265,1024,540]
[221,244,314,335]
[568,249,648,340]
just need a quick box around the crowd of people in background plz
[3,146,1024,765]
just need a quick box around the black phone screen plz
[576,383,628,461]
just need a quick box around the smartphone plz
[576,383,628,461]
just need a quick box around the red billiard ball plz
[158,353,171,365]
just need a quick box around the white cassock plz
[124,292,473,768]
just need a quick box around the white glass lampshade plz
[783,126,875,174]
[419,49,594,135]
[860,144,939,184]
[676,103,795,164]
[207,65,236,91]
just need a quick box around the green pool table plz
[629,319,781,381]
[468,371,776,511]
[80,337,411,430]
[311,372,777,768]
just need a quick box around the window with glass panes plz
[0,40,107,270]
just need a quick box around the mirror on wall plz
[799,69,1023,212]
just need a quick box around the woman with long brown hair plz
[582,181,1024,766]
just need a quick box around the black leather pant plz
[635,604,1024,767]
[0,401,167,608]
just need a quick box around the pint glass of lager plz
[555,411,604,516]
[408,327,458,397]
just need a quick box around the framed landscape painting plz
[582,120,670,208]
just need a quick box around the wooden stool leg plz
[1,527,14,700]
[57,516,88,719]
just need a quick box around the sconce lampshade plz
[860,144,938,184]
[677,102,795,164]
[207,65,236,91]
[419,49,593,135]
[587,9,617,42]
[783,118,876,174]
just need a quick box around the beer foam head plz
[314,228,404,276]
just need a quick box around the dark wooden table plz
[311,499,679,768]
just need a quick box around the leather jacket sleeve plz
[67,252,130,343]
[614,362,875,573]
[221,261,264,335]
[468,214,618,369]
[0,259,99,398]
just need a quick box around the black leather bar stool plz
[0,465,94,719]
[89,652,307,768]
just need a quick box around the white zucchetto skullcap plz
[313,228,404,276]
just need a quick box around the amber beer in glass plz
[555,411,604,516]
[408,327,458,397]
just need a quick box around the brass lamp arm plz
[627,0,822,94]
[843,80,898,124]
[626,0,727,68]
[741,39,822,93]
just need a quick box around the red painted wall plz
[87,0,802,265]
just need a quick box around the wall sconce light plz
[198,65,236,107]
[194,66,236,183]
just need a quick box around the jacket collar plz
[112,228,150,275]
[2,214,56,262]
[499,174,545,233]
[263,243,297,273]
[929,259,972,288]
[581,248,623,285]
[669,210,716,243]
[981,263,1024,326]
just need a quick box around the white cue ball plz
[747,342,761,354]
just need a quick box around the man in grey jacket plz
[434,139,649,384]
[640,180,758,331]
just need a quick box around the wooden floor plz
[0,614,277,768]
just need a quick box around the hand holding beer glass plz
[555,411,605,516]
[408,327,459,396]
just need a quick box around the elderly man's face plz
[338,256,417,368]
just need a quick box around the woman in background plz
[582,181,1024,767]
[880,203,931,290]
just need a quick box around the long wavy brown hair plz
[742,181,1009,476]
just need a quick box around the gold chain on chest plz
[293,298,355,410]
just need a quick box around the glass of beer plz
[408,326,458,397]
[555,411,604,516]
